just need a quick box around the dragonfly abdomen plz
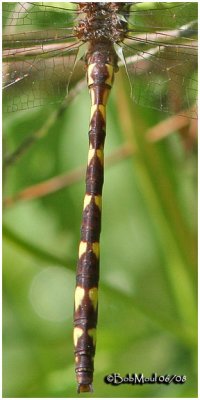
[74,45,117,393]
[74,1,130,392]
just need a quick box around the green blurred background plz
[3,2,197,398]
[3,76,197,397]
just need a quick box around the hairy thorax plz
[75,2,130,44]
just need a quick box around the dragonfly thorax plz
[75,2,130,44]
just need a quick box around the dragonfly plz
[2,1,198,394]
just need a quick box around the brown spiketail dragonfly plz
[3,2,198,395]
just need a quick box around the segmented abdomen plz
[73,48,116,393]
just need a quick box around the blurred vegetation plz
[3,2,197,398]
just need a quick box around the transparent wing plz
[123,2,197,118]
[3,2,81,112]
